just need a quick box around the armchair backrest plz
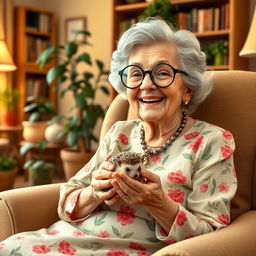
[101,70,256,221]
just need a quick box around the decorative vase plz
[214,53,224,66]
[45,123,65,144]
[22,121,48,142]
[29,166,54,186]
[0,167,18,191]
[60,149,94,181]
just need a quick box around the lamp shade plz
[239,7,256,57]
[0,39,16,71]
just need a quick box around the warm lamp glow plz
[0,39,16,71]
[239,7,256,57]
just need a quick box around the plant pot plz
[45,123,65,144]
[22,121,48,142]
[214,53,224,66]
[29,165,54,186]
[60,148,94,181]
[0,167,18,191]
[2,112,18,126]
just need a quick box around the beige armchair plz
[0,71,256,255]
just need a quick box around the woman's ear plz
[183,87,192,104]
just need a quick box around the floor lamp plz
[0,39,16,71]
[239,6,256,57]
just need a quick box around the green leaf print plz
[117,145,122,152]
[202,146,212,160]
[79,242,104,251]
[94,212,107,226]
[162,155,169,165]
[122,232,134,238]
[9,247,22,256]
[201,131,212,135]
[182,153,193,160]
[112,226,121,237]
[123,146,132,152]
[222,198,229,205]
[210,178,217,196]
[146,237,159,243]
[145,220,156,231]
[182,141,191,147]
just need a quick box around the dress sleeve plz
[57,123,117,222]
[156,129,237,243]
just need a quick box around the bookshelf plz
[112,0,249,85]
[13,6,57,123]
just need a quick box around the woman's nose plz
[140,73,157,90]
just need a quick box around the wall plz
[13,0,113,149]
[249,0,256,70]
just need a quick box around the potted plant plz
[212,40,228,66]
[140,0,178,24]
[20,140,55,186]
[0,87,19,126]
[22,96,55,143]
[0,154,18,191]
[36,30,110,180]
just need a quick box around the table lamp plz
[0,39,16,71]
[239,6,256,57]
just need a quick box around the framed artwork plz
[65,16,86,42]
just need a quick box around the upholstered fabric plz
[0,70,255,255]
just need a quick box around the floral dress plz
[0,119,237,256]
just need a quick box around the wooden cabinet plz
[13,6,57,123]
[112,0,249,72]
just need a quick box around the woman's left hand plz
[111,168,166,207]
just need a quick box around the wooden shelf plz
[26,29,52,38]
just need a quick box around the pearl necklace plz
[140,112,187,164]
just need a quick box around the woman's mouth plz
[139,97,164,104]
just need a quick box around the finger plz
[92,169,113,180]
[94,187,116,201]
[91,179,113,191]
[111,177,135,199]
[104,194,120,206]
[141,169,160,182]
[101,162,115,171]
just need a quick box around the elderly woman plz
[0,18,236,256]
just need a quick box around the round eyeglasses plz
[118,63,189,89]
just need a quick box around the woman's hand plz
[111,168,165,207]
[91,162,119,205]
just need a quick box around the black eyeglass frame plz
[118,63,189,89]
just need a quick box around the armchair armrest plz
[0,183,61,241]
[153,210,256,256]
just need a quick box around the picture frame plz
[65,16,87,42]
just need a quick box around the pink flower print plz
[221,145,234,159]
[0,242,4,249]
[164,239,177,245]
[167,189,185,203]
[118,133,129,145]
[189,136,204,153]
[13,236,24,240]
[107,250,129,256]
[117,205,136,226]
[129,242,146,251]
[46,230,59,236]
[73,230,85,237]
[84,160,92,172]
[233,168,237,179]
[222,130,233,139]
[109,124,116,133]
[218,214,230,225]
[138,252,151,256]
[105,154,112,161]
[218,182,230,193]
[185,131,200,140]
[150,154,161,163]
[200,184,208,193]
[98,230,110,238]
[167,170,186,184]
[176,210,187,226]
[58,241,77,255]
[32,244,51,254]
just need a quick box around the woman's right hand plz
[91,162,119,205]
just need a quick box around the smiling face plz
[126,41,191,125]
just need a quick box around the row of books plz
[26,36,51,62]
[177,4,230,33]
[26,12,51,33]
[26,77,49,98]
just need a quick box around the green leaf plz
[100,86,109,95]
[64,41,78,58]
[24,102,38,112]
[28,112,40,122]
[46,65,66,84]
[182,153,192,160]
[122,232,134,238]
[73,29,91,36]
[96,59,104,71]
[36,46,60,67]
[112,226,121,237]
[94,212,107,226]
[145,220,155,231]
[146,237,159,243]
[162,155,169,165]
[84,110,97,127]
[38,140,48,150]
[84,83,95,98]
[31,160,44,169]
[67,132,78,147]
[201,131,212,135]
[202,146,212,160]
[77,53,92,65]
[23,159,34,169]
[20,142,34,155]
